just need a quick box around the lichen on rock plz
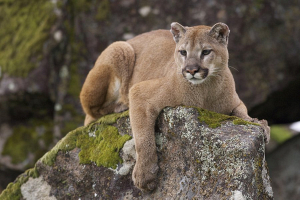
[21,176,56,200]
[0,107,273,199]
[114,139,136,175]
[154,107,273,199]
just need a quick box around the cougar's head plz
[170,22,230,84]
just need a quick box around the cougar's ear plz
[170,22,187,43]
[209,22,230,45]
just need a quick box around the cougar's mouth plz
[183,68,209,84]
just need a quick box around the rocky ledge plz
[0,106,273,199]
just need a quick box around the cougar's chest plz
[181,81,231,115]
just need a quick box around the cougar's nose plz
[185,64,200,75]
[186,68,198,75]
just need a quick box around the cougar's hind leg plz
[109,42,135,110]
[80,41,135,125]
[102,41,135,113]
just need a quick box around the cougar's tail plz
[80,41,135,124]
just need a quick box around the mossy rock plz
[195,107,260,128]
[40,111,131,168]
[0,107,272,199]
[0,0,56,77]
[0,168,38,200]
[0,111,131,199]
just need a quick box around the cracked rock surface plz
[1,107,273,199]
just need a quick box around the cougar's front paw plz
[251,118,270,143]
[259,119,270,144]
[132,161,159,191]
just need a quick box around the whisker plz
[229,65,239,72]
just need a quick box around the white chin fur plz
[188,78,205,84]
[185,73,205,84]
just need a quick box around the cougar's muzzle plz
[182,64,209,84]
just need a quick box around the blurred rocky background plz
[0,0,299,199]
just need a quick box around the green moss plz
[233,118,259,126]
[0,166,39,200]
[97,110,129,124]
[2,120,53,164]
[40,127,82,166]
[25,167,39,179]
[0,0,56,77]
[270,125,292,144]
[40,111,131,169]
[195,107,259,128]
[77,124,131,168]
[0,175,27,200]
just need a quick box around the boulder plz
[0,107,273,199]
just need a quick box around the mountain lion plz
[80,22,270,191]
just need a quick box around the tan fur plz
[80,23,270,191]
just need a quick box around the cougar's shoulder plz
[127,30,177,86]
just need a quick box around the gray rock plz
[0,107,273,199]
[21,177,56,200]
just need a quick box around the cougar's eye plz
[202,49,212,55]
[179,50,187,56]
